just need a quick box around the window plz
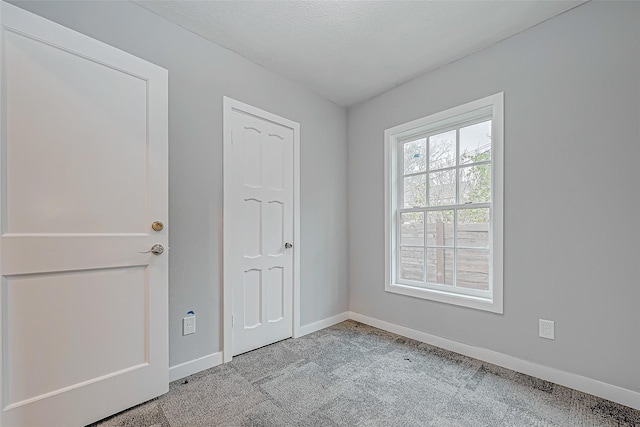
[384,93,503,313]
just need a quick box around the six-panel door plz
[228,107,294,356]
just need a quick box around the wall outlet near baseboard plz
[539,319,555,340]
[183,315,196,335]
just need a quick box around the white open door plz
[0,3,169,426]
[223,98,300,360]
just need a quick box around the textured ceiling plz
[136,1,585,107]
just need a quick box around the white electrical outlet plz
[539,319,555,340]
[183,315,196,335]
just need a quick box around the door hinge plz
[231,315,234,327]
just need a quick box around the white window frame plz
[384,93,504,313]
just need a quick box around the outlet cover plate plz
[183,316,196,335]
[539,319,554,340]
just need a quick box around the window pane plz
[427,248,454,285]
[426,210,453,247]
[403,174,426,208]
[459,164,491,204]
[404,138,426,174]
[400,247,424,282]
[460,120,491,165]
[456,249,489,291]
[429,130,456,170]
[429,169,456,206]
[457,208,489,248]
[400,212,424,246]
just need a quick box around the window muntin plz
[397,116,492,297]
[385,93,503,313]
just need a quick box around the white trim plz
[222,97,233,364]
[348,311,640,410]
[169,312,348,382]
[384,93,504,314]
[168,352,223,382]
[222,96,301,363]
[292,116,301,339]
[169,311,639,410]
[297,312,351,337]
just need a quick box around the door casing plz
[222,97,300,362]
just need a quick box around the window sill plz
[385,282,503,314]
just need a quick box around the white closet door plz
[224,98,296,357]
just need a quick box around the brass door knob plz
[152,221,164,232]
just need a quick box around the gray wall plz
[13,0,639,394]
[348,1,640,392]
[12,0,349,367]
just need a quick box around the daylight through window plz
[384,94,503,313]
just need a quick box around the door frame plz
[222,96,300,363]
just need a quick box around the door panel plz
[266,266,284,322]
[226,102,296,357]
[243,269,262,329]
[265,201,284,256]
[242,128,262,187]
[4,29,148,234]
[4,267,147,406]
[243,199,262,258]
[264,135,284,190]
[0,3,168,426]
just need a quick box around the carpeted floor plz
[89,320,640,426]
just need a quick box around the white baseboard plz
[167,311,639,410]
[169,352,223,382]
[296,311,350,338]
[348,311,640,410]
